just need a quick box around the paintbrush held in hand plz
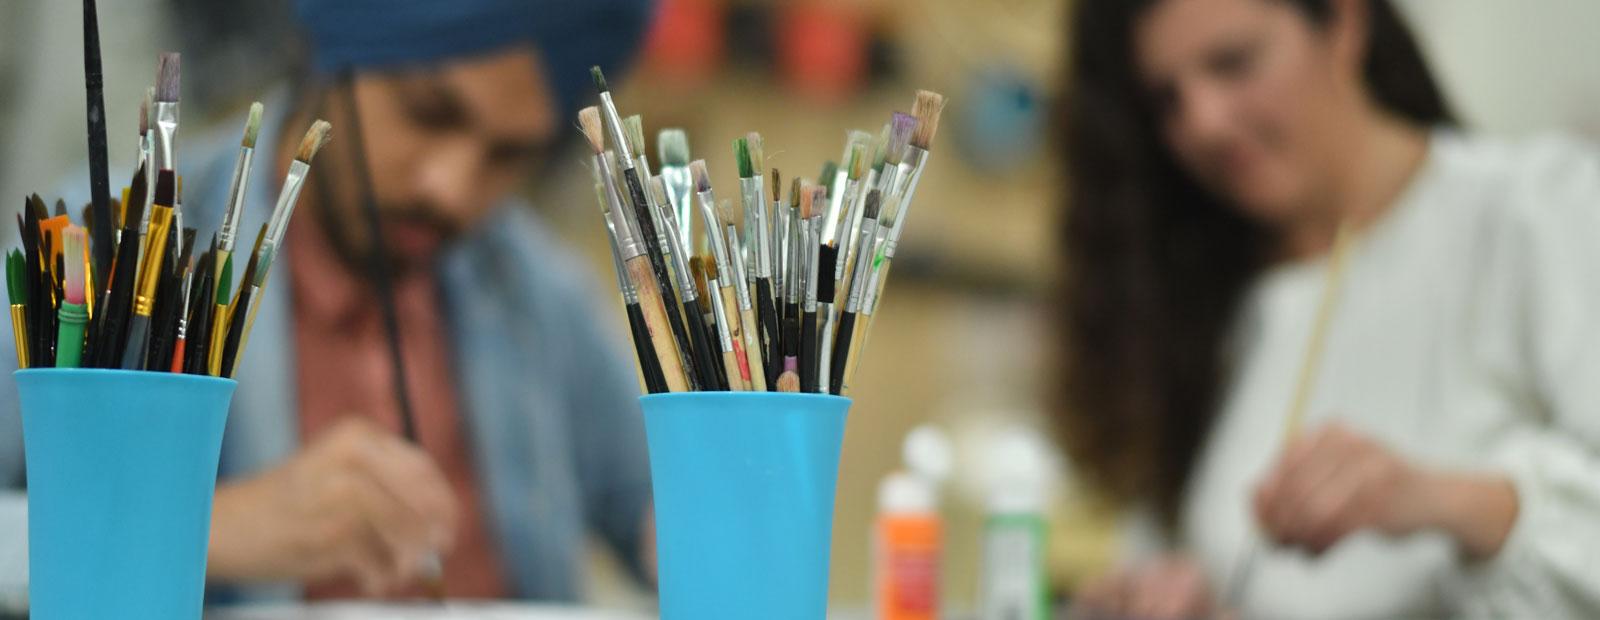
[8,51,331,376]
[583,66,944,396]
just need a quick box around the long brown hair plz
[1055,0,1453,529]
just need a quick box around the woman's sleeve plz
[1454,136,1600,617]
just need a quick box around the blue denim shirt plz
[0,97,652,603]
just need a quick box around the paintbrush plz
[689,160,750,389]
[861,96,942,352]
[151,53,180,173]
[592,67,703,390]
[798,185,822,393]
[185,248,219,376]
[832,191,881,395]
[766,168,786,386]
[6,251,27,368]
[738,135,780,389]
[93,165,145,367]
[219,223,265,378]
[145,226,192,371]
[120,170,176,369]
[590,148,667,393]
[581,107,690,392]
[82,0,115,277]
[226,120,331,374]
[209,102,261,375]
[718,199,767,391]
[700,252,744,391]
[657,129,696,251]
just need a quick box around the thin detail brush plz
[83,0,116,277]
[833,191,881,394]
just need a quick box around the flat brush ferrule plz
[597,93,636,168]
[695,189,733,270]
[803,219,821,312]
[596,153,646,259]
[153,101,179,173]
[604,231,639,305]
[707,277,735,352]
[265,159,311,252]
[884,147,930,259]
[845,217,880,313]
[661,165,696,250]
[739,177,773,278]
[218,145,254,253]
[134,206,175,315]
[725,225,753,311]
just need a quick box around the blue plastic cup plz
[16,368,236,619]
[640,391,851,620]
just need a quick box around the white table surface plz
[206,602,653,620]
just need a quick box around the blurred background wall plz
[1,0,1596,613]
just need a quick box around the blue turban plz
[294,0,655,123]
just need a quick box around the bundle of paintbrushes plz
[8,51,332,376]
[581,67,944,396]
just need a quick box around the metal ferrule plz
[826,169,847,235]
[842,169,878,272]
[884,147,930,259]
[833,179,867,283]
[635,154,674,258]
[774,203,791,300]
[604,225,638,304]
[818,303,837,393]
[597,154,645,260]
[725,225,753,311]
[695,189,733,271]
[708,277,735,351]
[264,159,310,253]
[746,177,772,277]
[787,207,804,303]
[153,101,179,173]
[803,217,821,312]
[861,227,891,314]
[218,146,253,253]
[597,94,635,169]
[658,200,696,300]
[845,216,880,313]
[661,165,696,250]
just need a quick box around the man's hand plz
[1254,422,1518,559]
[208,417,458,595]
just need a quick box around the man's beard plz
[309,173,461,279]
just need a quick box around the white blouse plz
[1169,130,1600,619]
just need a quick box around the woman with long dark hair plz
[1057,0,1600,617]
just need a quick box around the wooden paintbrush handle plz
[739,305,767,391]
[628,256,690,392]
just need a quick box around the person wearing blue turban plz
[4,0,655,604]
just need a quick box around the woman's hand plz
[1073,554,1216,620]
[1254,422,1519,560]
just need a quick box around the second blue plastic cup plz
[641,391,851,620]
[17,368,236,620]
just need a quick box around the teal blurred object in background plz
[18,369,234,619]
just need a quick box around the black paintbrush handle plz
[185,275,216,376]
[799,310,818,393]
[754,278,781,390]
[783,302,801,358]
[120,314,150,370]
[829,311,856,395]
[620,168,701,390]
[219,286,254,378]
[702,312,729,390]
[95,236,139,368]
[83,0,115,278]
[626,302,667,393]
[681,299,721,392]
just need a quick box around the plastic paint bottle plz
[874,471,941,620]
[978,427,1052,620]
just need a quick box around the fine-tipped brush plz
[782,177,804,377]
[718,199,767,391]
[93,165,146,367]
[7,251,27,368]
[226,120,331,375]
[120,170,176,369]
[657,129,696,251]
[592,67,703,390]
[739,135,780,389]
[689,160,748,390]
[701,252,744,391]
[581,107,690,392]
[798,185,822,393]
[82,0,116,277]
[832,191,881,395]
[765,168,786,386]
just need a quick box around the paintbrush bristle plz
[62,226,85,305]
[648,174,670,207]
[578,106,606,154]
[818,162,838,195]
[887,112,918,166]
[745,132,765,174]
[847,143,868,181]
[789,176,802,208]
[871,124,890,171]
[155,170,176,207]
[155,53,181,103]
[590,66,609,93]
[716,198,738,228]
[863,190,882,221]
[911,90,946,150]
[659,129,690,167]
[702,250,719,280]
[295,120,333,163]
[138,93,150,136]
[770,169,782,202]
[810,187,828,214]
[733,138,752,179]
[776,371,800,393]
[798,184,814,220]
[690,255,710,310]
[53,199,67,218]
[242,102,264,148]
[623,115,646,161]
[690,160,712,193]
